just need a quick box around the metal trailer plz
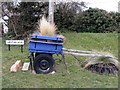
[28,35,66,74]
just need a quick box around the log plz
[64,51,104,57]
[63,48,97,54]
[63,48,118,59]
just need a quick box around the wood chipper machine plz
[28,0,119,74]
[28,34,119,74]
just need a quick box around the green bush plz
[70,8,120,33]
[55,7,120,33]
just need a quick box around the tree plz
[1,2,20,38]
[5,1,86,39]
[4,2,49,39]
[54,1,86,32]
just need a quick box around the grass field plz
[2,33,118,88]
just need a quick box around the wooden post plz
[21,45,23,53]
[48,0,54,24]
[8,45,10,51]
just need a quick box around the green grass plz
[2,33,118,88]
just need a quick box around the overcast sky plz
[79,0,120,12]
[12,0,120,12]
[58,0,119,12]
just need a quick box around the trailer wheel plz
[34,54,54,74]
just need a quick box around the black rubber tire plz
[34,54,54,74]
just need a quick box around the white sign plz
[6,40,24,45]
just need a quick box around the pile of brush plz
[37,16,57,36]
[81,56,120,75]
[32,16,65,43]
[33,16,64,39]
[63,48,119,75]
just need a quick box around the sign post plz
[49,0,54,24]
[6,40,24,53]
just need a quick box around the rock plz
[10,60,21,72]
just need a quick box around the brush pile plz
[63,48,119,75]
[33,16,65,42]
[82,56,120,75]
[37,16,57,36]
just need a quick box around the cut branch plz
[64,51,104,57]
[63,48,96,54]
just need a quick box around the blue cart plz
[28,35,65,74]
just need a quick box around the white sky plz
[79,0,120,12]
[59,0,120,12]
[8,0,120,12]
